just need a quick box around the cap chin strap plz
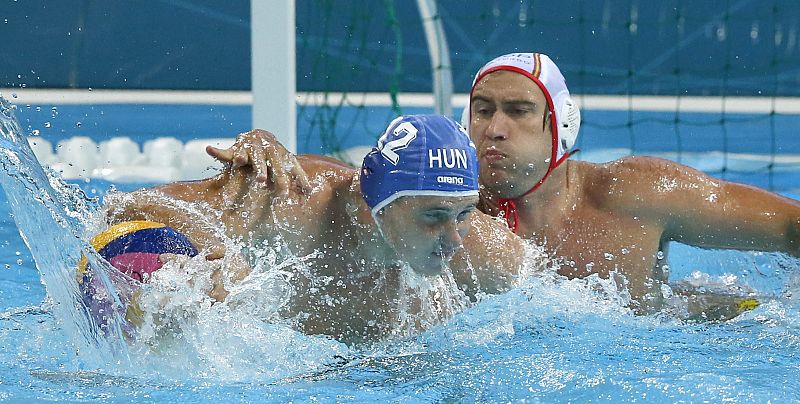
[496,151,572,233]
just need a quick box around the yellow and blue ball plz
[78,220,198,283]
[77,220,198,334]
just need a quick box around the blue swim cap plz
[360,115,479,215]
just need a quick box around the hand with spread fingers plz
[215,162,284,244]
[206,129,312,197]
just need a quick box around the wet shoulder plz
[297,154,363,206]
[145,177,220,204]
[579,156,700,210]
[297,154,358,185]
[298,154,355,173]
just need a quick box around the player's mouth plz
[482,148,507,163]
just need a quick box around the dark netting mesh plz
[296,0,800,190]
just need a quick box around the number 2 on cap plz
[378,121,418,165]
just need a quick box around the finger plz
[273,153,309,196]
[273,170,291,197]
[239,140,271,183]
[232,149,251,169]
[273,154,301,195]
[262,156,285,196]
[290,164,312,195]
[253,155,271,183]
[206,145,235,164]
[205,244,227,261]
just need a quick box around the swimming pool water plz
[1,102,799,402]
[2,226,799,401]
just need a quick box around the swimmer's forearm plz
[457,213,526,295]
[660,180,800,256]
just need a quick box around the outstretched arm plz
[671,181,800,256]
[104,187,228,257]
[103,179,254,302]
[613,157,800,257]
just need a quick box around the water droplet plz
[4,264,9,269]
[16,74,21,79]
[621,248,629,255]
[656,251,665,260]
[31,129,39,136]
[75,121,82,128]
[16,259,22,266]
[44,122,51,128]
[35,106,41,112]
[604,252,615,261]
[88,87,92,92]
[660,284,673,299]
[11,92,17,98]
[15,251,20,256]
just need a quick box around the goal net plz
[295,0,800,190]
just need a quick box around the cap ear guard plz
[559,97,581,151]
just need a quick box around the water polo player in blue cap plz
[106,114,527,343]
[360,115,482,274]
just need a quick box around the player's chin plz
[480,165,515,181]
[411,254,449,276]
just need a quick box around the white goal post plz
[250,1,454,153]
[251,0,297,152]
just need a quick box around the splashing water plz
[0,96,131,366]
[3,95,800,399]
[0,95,351,380]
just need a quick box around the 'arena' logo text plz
[437,176,464,185]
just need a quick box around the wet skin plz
[470,70,553,199]
[208,93,800,317]
[106,154,525,343]
[470,70,800,312]
[377,195,479,276]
